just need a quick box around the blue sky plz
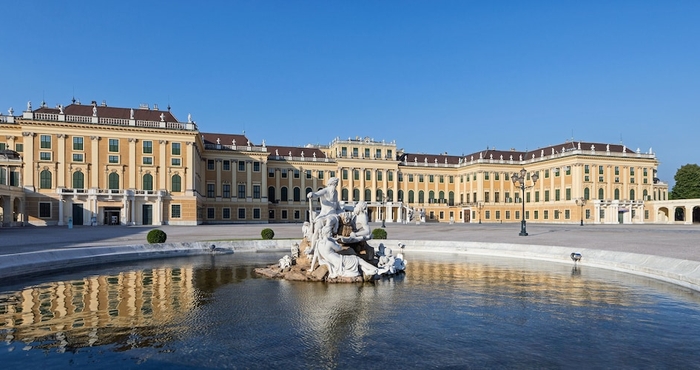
[2,1,698,187]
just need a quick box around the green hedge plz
[147,229,167,243]
[261,228,275,240]
[372,228,387,240]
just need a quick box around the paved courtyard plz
[1,222,698,262]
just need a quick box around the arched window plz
[408,190,414,203]
[630,189,635,201]
[439,191,445,203]
[643,189,648,200]
[143,173,153,191]
[387,189,394,202]
[353,188,360,201]
[583,187,590,200]
[40,170,52,189]
[428,191,435,203]
[418,190,425,204]
[614,188,620,200]
[268,186,276,202]
[376,189,383,202]
[448,191,454,206]
[171,174,181,192]
[598,188,604,200]
[108,173,120,190]
[305,187,312,201]
[281,186,288,201]
[365,189,371,201]
[342,188,349,201]
[72,171,84,189]
[293,187,301,201]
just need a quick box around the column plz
[91,136,100,189]
[275,168,281,202]
[22,132,35,190]
[261,160,268,202]
[58,197,64,226]
[348,167,354,202]
[300,167,306,203]
[287,168,293,203]
[216,158,222,198]
[57,134,66,188]
[360,167,366,202]
[129,138,137,189]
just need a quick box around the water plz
[1,252,700,369]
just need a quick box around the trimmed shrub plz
[261,228,275,240]
[147,229,167,244]
[372,228,387,240]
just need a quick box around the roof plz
[34,103,180,122]
[200,132,251,146]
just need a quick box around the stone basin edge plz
[0,239,698,292]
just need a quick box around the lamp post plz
[511,168,539,236]
[381,191,386,228]
[477,201,484,224]
[576,198,586,226]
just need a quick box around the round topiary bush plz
[147,229,167,244]
[261,228,275,240]
[372,228,387,240]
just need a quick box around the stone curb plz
[1,239,699,292]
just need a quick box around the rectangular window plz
[526,192,530,203]
[108,155,119,164]
[40,152,51,161]
[73,153,85,162]
[565,210,570,219]
[566,167,571,176]
[408,174,414,182]
[282,170,288,178]
[587,209,592,219]
[171,204,181,218]
[253,185,261,199]
[377,171,383,181]
[294,210,300,219]
[534,210,538,219]
[341,147,347,157]
[239,161,246,171]
[484,192,490,203]
[207,183,215,198]
[387,150,392,159]
[515,211,520,219]
[294,170,300,179]
[253,162,260,172]
[73,137,84,151]
[535,191,540,202]
[238,184,246,198]
[615,166,620,175]
[485,210,490,219]
[630,167,635,176]
[223,208,231,219]
[318,170,324,180]
[366,170,371,181]
[585,175,590,182]
[269,168,275,177]
[172,142,181,155]
[306,170,312,179]
[585,165,590,174]
[506,210,510,220]
[365,148,370,158]
[39,202,51,218]
[254,208,261,219]
[342,169,348,180]
[238,208,246,219]
[419,175,424,183]
[108,138,119,152]
[554,210,560,219]
[555,189,561,201]
[376,149,381,158]
[142,156,153,165]
[484,172,489,180]
[352,148,358,157]
[282,210,288,219]
[544,169,550,178]
[0,143,4,150]
[40,135,51,149]
[353,170,359,181]
[494,192,500,203]
[207,207,215,219]
[172,158,181,166]
[15,143,23,152]
[223,160,230,171]
[599,165,604,175]
[545,190,550,202]
[208,160,215,170]
[544,210,549,220]
[142,140,152,154]
[566,188,571,200]
[495,211,500,220]
[223,184,231,198]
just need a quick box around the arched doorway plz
[674,207,685,222]
[693,206,700,224]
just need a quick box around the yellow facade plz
[0,102,670,226]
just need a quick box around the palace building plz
[0,99,682,227]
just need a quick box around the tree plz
[670,164,700,199]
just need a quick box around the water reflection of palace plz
[0,267,197,351]
[408,259,634,307]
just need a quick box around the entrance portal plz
[142,204,153,225]
[72,203,84,225]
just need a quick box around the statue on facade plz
[27,101,31,111]
[131,109,135,119]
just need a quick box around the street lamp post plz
[576,198,586,226]
[511,168,539,236]
[477,201,484,224]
